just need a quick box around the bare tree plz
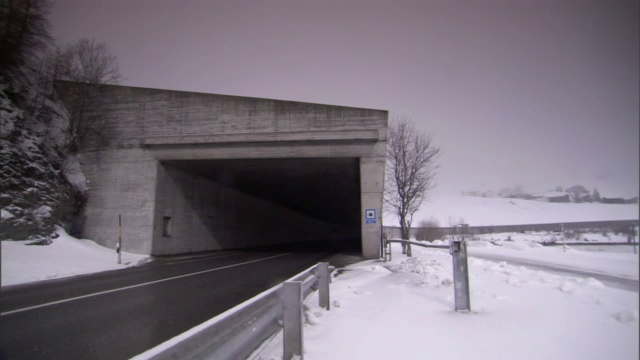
[52,38,121,151]
[56,38,121,84]
[384,117,440,256]
[0,0,53,78]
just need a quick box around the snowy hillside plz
[384,193,640,227]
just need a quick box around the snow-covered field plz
[254,240,639,360]
[386,193,639,226]
[466,232,638,280]
[1,226,148,287]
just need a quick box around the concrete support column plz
[360,157,385,258]
[78,150,157,254]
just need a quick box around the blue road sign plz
[365,209,376,224]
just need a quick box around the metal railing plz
[541,240,638,254]
[132,262,332,360]
[383,238,449,261]
[383,219,639,238]
[384,238,471,312]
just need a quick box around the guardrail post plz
[384,239,392,262]
[450,239,471,312]
[629,225,637,255]
[283,281,304,359]
[318,262,330,310]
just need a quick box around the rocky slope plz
[0,73,86,241]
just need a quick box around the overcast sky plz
[49,0,639,197]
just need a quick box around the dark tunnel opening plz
[155,158,362,254]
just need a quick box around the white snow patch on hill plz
[384,193,639,226]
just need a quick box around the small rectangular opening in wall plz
[163,216,173,237]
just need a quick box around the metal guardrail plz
[541,240,638,254]
[132,262,332,360]
[385,235,638,313]
[384,238,471,311]
[385,239,449,249]
[383,239,448,262]
[383,219,639,237]
[541,241,636,246]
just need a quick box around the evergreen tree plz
[592,188,601,203]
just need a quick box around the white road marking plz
[1,252,293,316]
[160,251,244,265]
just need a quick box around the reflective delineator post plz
[450,238,471,312]
[318,262,330,310]
[631,226,637,255]
[561,223,566,253]
[117,214,122,264]
[283,281,303,360]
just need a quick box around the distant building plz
[565,185,590,203]
[549,194,571,203]
[602,197,627,204]
[535,191,571,203]
[483,190,497,198]
[548,194,571,203]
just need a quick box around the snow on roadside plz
[254,242,639,360]
[467,235,639,281]
[1,226,149,287]
[2,223,638,359]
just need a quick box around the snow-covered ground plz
[385,193,639,226]
[465,232,638,281]
[1,226,148,287]
[2,199,638,359]
[254,239,639,360]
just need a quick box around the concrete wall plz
[59,82,387,258]
[152,163,357,255]
[76,149,157,254]
[68,83,387,146]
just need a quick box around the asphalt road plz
[468,252,640,292]
[0,249,347,360]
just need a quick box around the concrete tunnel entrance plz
[151,158,363,255]
[57,82,387,258]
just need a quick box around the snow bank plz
[254,242,639,360]
[62,154,89,192]
[1,226,149,287]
